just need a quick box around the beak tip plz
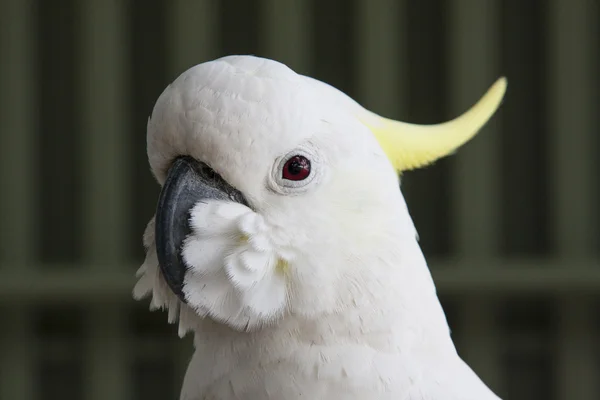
[155,210,190,303]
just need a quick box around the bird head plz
[134,55,506,335]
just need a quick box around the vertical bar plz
[355,0,406,116]
[0,310,36,400]
[168,0,218,78]
[555,299,596,400]
[448,0,502,258]
[548,2,597,399]
[447,0,504,394]
[548,0,595,257]
[0,1,37,397]
[80,2,131,400]
[261,0,312,74]
[0,0,37,263]
[456,300,504,397]
[81,0,130,264]
[85,306,130,400]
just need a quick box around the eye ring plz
[269,148,321,194]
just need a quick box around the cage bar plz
[81,0,131,264]
[0,1,38,399]
[3,260,600,301]
[555,299,597,400]
[80,2,132,399]
[548,0,596,257]
[446,0,504,393]
[262,0,312,74]
[84,306,132,400]
[355,0,406,117]
[548,1,598,399]
[0,0,38,263]
[0,310,36,400]
[168,0,218,78]
[457,300,504,395]
[448,0,502,259]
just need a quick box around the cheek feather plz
[180,200,292,332]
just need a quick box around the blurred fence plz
[0,0,598,399]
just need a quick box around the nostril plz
[190,159,222,183]
[201,165,219,181]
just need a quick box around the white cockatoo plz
[134,55,506,399]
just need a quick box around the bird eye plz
[269,148,320,194]
[282,155,311,181]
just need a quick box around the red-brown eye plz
[282,155,311,181]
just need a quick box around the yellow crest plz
[362,78,507,172]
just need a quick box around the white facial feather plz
[181,200,288,331]
[136,55,418,330]
[134,55,501,399]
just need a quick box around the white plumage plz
[134,55,505,399]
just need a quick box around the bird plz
[133,55,507,399]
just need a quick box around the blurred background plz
[0,0,598,399]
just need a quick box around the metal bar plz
[85,306,131,400]
[81,0,130,264]
[168,0,218,78]
[261,0,312,74]
[429,261,600,293]
[0,2,37,398]
[456,299,504,397]
[3,261,600,301]
[446,1,503,392]
[548,0,595,258]
[555,298,596,400]
[80,3,131,400]
[355,0,406,116]
[0,310,36,400]
[548,2,597,399]
[0,0,37,263]
[448,0,502,258]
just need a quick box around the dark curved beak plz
[155,156,247,302]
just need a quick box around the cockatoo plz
[134,55,506,399]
